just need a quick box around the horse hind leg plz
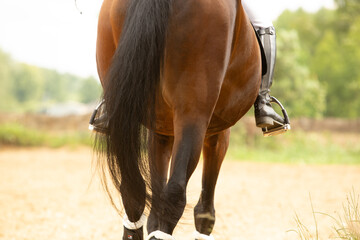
[121,184,146,240]
[194,129,230,240]
[147,133,174,234]
[120,133,174,240]
[148,121,209,239]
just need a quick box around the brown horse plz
[95,0,261,239]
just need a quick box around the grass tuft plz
[330,189,360,239]
[290,194,319,240]
[291,190,360,240]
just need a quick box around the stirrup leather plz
[262,96,291,137]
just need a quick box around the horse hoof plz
[123,226,144,240]
[194,213,215,236]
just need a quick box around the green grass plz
[227,124,360,165]
[0,123,93,148]
[1,122,359,165]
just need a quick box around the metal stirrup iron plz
[262,96,291,137]
[89,99,105,131]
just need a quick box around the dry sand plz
[0,147,359,240]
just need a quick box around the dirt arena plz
[0,147,359,240]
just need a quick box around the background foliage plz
[274,0,360,118]
[0,50,101,113]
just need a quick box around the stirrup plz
[89,99,106,133]
[262,97,291,137]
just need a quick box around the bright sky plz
[0,0,334,79]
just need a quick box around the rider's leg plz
[254,26,284,127]
[242,0,273,30]
[242,0,285,128]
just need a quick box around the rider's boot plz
[254,26,289,136]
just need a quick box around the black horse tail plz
[96,0,171,219]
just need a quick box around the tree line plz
[0,50,102,113]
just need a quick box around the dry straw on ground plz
[292,190,360,240]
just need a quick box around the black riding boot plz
[254,26,285,129]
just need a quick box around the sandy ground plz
[0,147,359,240]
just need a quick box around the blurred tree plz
[0,47,102,113]
[0,50,17,111]
[276,6,360,118]
[334,0,360,34]
[275,9,319,63]
[62,73,86,101]
[42,69,68,102]
[341,17,360,117]
[79,77,102,103]
[312,31,346,117]
[273,30,326,118]
[12,63,45,111]
[311,11,360,117]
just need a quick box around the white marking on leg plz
[123,213,147,230]
[193,231,215,240]
[146,230,176,240]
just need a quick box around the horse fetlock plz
[155,181,187,233]
[147,210,159,235]
[162,181,187,211]
[195,212,216,235]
